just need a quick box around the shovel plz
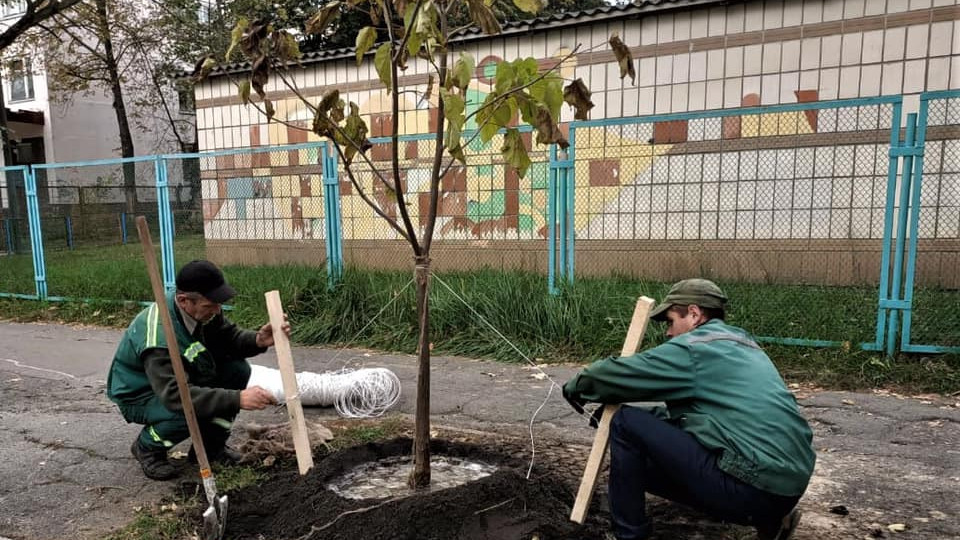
[136,216,228,539]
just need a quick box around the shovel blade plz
[201,495,228,540]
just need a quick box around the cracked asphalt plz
[0,321,958,539]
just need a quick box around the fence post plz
[65,216,73,249]
[321,142,343,289]
[564,126,577,283]
[120,212,128,244]
[899,98,930,351]
[872,101,904,353]
[23,166,47,300]
[3,217,13,254]
[154,157,176,291]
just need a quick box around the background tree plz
[209,0,632,487]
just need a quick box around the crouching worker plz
[563,279,815,540]
[107,260,287,480]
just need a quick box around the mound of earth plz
[226,437,611,540]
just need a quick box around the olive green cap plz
[649,278,728,321]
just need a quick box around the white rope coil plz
[249,364,402,418]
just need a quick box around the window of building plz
[9,58,34,102]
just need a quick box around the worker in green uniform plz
[107,260,287,480]
[563,279,815,540]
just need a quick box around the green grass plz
[102,508,192,540]
[1,239,958,394]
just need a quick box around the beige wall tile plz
[762,73,780,104]
[623,87,639,116]
[707,49,725,79]
[884,27,906,61]
[763,42,782,73]
[841,33,863,66]
[860,63,882,95]
[929,21,954,57]
[955,21,960,54]
[638,86,655,115]
[690,51,708,81]
[865,0,887,15]
[909,0,933,8]
[906,25,930,59]
[744,0,764,31]
[844,0,866,18]
[932,0,955,6]
[657,56,673,85]
[887,0,910,13]
[709,6,726,36]
[724,78,743,107]
[820,67,840,98]
[726,47,744,77]
[674,11,691,41]
[903,59,926,92]
[727,3,745,33]
[641,16,657,46]
[655,85,671,113]
[744,74,762,97]
[764,0,784,29]
[823,0,844,21]
[782,39,802,72]
[784,1,803,26]
[927,57,951,90]
[822,35,842,67]
[950,55,960,88]
[691,11,709,38]
[839,65,861,97]
[802,0,823,24]
[673,53,690,83]
[862,30,884,64]
[882,61,905,94]
[658,13,674,43]
[689,81,706,110]
[800,69,819,90]
[780,71,800,100]
[706,79,724,109]
[639,57,656,86]
[745,44,763,75]
[801,37,821,70]
[671,83,689,112]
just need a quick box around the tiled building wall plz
[195,0,960,284]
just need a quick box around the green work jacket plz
[563,319,816,497]
[106,291,265,418]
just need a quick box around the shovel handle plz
[135,217,215,481]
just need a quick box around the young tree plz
[206,0,632,487]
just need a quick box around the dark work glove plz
[588,404,606,429]
[562,385,587,414]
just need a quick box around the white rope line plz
[431,273,566,479]
[250,365,401,418]
[323,278,416,370]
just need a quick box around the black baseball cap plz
[175,260,236,303]
[649,278,728,322]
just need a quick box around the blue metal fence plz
[1,94,958,355]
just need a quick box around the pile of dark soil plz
[226,437,611,540]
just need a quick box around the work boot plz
[131,439,180,481]
[757,508,802,540]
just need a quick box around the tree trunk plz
[408,254,432,488]
[96,0,137,213]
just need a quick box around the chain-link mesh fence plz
[198,145,329,268]
[0,166,34,296]
[906,94,960,349]
[570,99,899,344]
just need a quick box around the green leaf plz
[512,0,546,14]
[563,78,594,120]
[501,128,531,177]
[466,0,500,35]
[441,88,466,162]
[529,74,564,118]
[451,52,475,92]
[306,1,342,35]
[337,102,371,164]
[225,18,249,61]
[355,26,377,66]
[238,80,251,104]
[192,55,217,81]
[273,31,301,63]
[494,61,514,93]
[374,43,393,91]
[445,121,464,163]
[609,33,636,85]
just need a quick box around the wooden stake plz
[265,290,314,475]
[570,296,656,524]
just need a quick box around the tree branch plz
[330,142,411,243]
[0,0,85,50]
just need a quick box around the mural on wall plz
[199,46,831,243]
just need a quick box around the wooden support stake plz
[570,296,656,524]
[265,290,314,475]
